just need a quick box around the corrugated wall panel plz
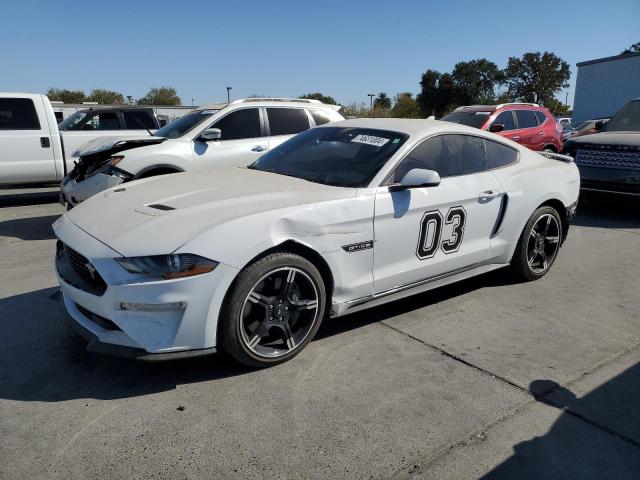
[573,55,640,122]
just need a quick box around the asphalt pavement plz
[0,186,638,479]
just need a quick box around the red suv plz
[441,103,563,152]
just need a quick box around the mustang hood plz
[64,168,356,256]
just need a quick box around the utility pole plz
[368,93,375,117]
[227,87,232,103]
[565,91,569,107]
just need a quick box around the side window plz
[123,110,156,129]
[393,134,487,181]
[213,108,261,140]
[515,110,538,129]
[310,109,332,126]
[267,108,310,136]
[486,139,518,169]
[0,98,41,130]
[84,112,120,130]
[534,111,547,125]
[492,111,516,131]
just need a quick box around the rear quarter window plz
[534,111,547,125]
[485,139,518,169]
[0,98,41,130]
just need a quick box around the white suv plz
[60,98,344,206]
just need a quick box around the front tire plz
[219,252,326,367]
[510,206,562,281]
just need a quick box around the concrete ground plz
[0,185,638,480]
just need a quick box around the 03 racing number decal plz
[416,206,467,260]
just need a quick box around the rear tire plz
[218,252,326,368]
[510,206,563,282]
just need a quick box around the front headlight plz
[115,254,218,279]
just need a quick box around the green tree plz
[87,89,125,104]
[416,70,459,117]
[621,42,640,54]
[451,59,504,104]
[299,92,338,105]
[137,87,181,106]
[373,92,391,109]
[503,52,570,106]
[391,92,420,118]
[46,88,86,103]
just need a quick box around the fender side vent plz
[147,203,175,211]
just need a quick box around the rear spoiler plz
[538,151,574,163]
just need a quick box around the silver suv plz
[60,98,344,207]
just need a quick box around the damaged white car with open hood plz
[59,98,343,207]
[54,119,580,367]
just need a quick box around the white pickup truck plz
[0,92,160,185]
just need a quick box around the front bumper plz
[53,215,240,359]
[60,173,125,207]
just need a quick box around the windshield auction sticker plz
[351,134,390,147]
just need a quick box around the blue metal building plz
[572,52,640,122]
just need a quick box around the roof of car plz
[196,98,342,112]
[453,103,542,113]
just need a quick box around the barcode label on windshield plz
[351,135,390,147]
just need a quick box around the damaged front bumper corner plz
[60,173,126,207]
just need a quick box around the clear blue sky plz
[1,0,638,107]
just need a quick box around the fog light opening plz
[120,301,187,312]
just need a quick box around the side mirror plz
[594,120,605,131]
[389,169,441,192]
[489,123,504,133]
[200,127,222,141]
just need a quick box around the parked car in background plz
[563,99,640,196]
[59,98,344,207]
[0,93,161,185]
[441,103,563,152]
[562,118,609,140]
[53,118,579,366]
[556,117,572,130]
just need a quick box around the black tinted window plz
[267,108,310,136]
[0,98,40,130]
[214,108,261,140]
[310,109,332,126]
[516,110,538,129]
[492,111,516,131]
[534,111,547,125]
[394,134,487,181]
[441,110,492,128]
[486,139,518,169]
[123,110,156,129]
[84,112,120,130]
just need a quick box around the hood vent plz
[147,203,176,211]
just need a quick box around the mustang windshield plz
[252,127,408,187]
[153,110,217,139]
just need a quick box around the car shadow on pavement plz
[0,287,252,403]
[0,186,60,207]
[0,270,510,403]
[0,214,59,241]
[482,367,640,479]
[574,192,640,229]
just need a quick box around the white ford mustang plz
[53,119,580,367]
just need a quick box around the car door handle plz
[40,137,51,148]
[480,190,501,199]
[511,136,520,141]
[251,145,267,152]
[537,131,544,136]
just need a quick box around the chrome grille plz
[576,145,640,170]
